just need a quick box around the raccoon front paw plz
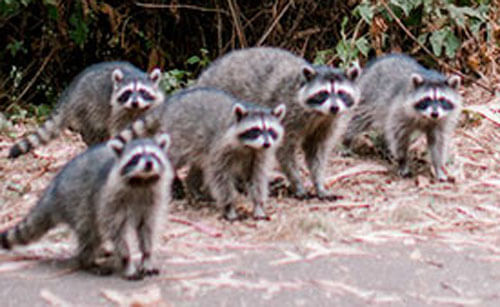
[397,163,412,178]
[252,206,269,221]
[141,267,160,276]
[223,204,242,221]
[316,193,343,202]
[124,271,145,281]
[140,258,160,276]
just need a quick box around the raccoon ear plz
[107,139,125,156]
[232,103,248,122]
[112,68,124,85]
[346,62,361,81]
[149,68,162,87]
[272,104,286,121]
[155,133,171,152]
[411,73,424,88]
[446,74,461,90]
[302,66,317,82]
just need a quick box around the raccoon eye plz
[239,128,262,140]
[268,129,278,140]
[439,99,454,110]
[414,98,432,110]
[337,91,354,107]
[139,89,155,101]
[118,90,132,104]
[306,91,329,106]
[120,154,142,176]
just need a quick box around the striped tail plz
[0,210,55,249]
[8,113,63,159]
[113,115,154,146]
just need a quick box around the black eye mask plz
[337,91,354,107]
[118,90,132,104]
[239,127,262,140]
[414,97,454,111]
[306,91,329,106]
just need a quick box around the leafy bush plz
[0,1,497,118]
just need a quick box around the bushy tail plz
[112,113,155,146]
[0,209,55,249]
[8,112,64,159]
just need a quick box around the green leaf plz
[69,8,89,49]
[390,0,414,16]
[417,33,428,45]
[313,49,334,65]
[355,37,370,57]
[429,29,447,57]
[444,29,460,58]
[354,1,374,25]
[186,55,201,65]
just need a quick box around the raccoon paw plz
[124,271,145,281]
[142,267,160,276]
[223,204,243,222]
[252,206,269,221]
[398,167,412,178]
[317,194,343,202]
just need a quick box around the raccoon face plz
[298,65,360,116]
[409,74,461,121]
[111,68,164,112]
[108,133,171,186]
[233,103,285,150]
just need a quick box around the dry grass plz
[0,85,499,264]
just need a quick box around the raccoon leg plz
[302,130,337,200]
[137,215,159,276]
[386,126,412,178]
[171,176,186,200]
[185,165,213,202]
[115,223,143,280]
[276,142,307,198]
[76,237,115,276]
[247,156,270,220]
[205,159,240,221]
[426,127,448,181]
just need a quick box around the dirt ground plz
[0,85,499,306]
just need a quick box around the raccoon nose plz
[330,105,339,114]
[144,160,153,172]
[431,111,439,118]
[131,100,139,109]
[263,142,271,149]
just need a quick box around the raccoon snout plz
[131,100,139,109]
[263,142,271,149]
[144,160,153,172]
[430,111,439,119]
[330,105,339,114]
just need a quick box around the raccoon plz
[114,87,286,221]
[196,47,360,200]
[344,54,462,181]
[8,61,164,159]
[1,134,173,280]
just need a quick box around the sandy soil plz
[0,85,499,306]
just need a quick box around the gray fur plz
[196,47,360,199]
[1,135,173,280]
[114,87,285,221]
[344,54,462,180]
[8,62,164,159]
